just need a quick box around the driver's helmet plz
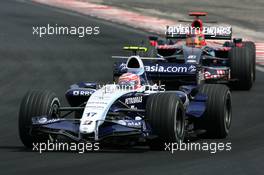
[118,73,141,90]
[186,33,206,48]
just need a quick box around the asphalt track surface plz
[0,0,264,174]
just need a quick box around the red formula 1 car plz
[139,12,256,90]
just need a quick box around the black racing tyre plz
[229,46,253,90]
[18,90,60,148]
[243,41,256,81]
[139,39,157,57]
[146,92,185,150]
[196,84,232,138]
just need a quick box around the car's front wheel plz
[18,90,60,148]
[196,84,232,138]
[146,92,186,150]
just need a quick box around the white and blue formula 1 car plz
[18,56,232,150]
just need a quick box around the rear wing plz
[121,46,148,55]
[123,46,147,52]
[166,25,232,40]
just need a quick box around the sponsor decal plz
[187,55,197,63]
[126,121,141,127]
[116,120,142,128]
[125,96,143,104]
[187,55,196,59]
[38,117,48,124]
[203,26,232,36]
[85,105,104,109]
[92,95,112,100]
[86,112,97,117]
[188,65,196,72]
[144,64,188,73]
[73,90,93,96]
[87,101,107,105]
[82,120,93,125]
[167,24,232,37]
[187,60,197,63]
[38,118,60,124]
[119,63,127,71]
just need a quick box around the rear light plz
[235,43,243,47]
[233,38,243,47]
[150,40,158,47]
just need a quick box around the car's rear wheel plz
[19,90,60,148]
[195,84,232,138]
[229,46,253,90]
[146,92,185,150]
[243,41,256,81]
